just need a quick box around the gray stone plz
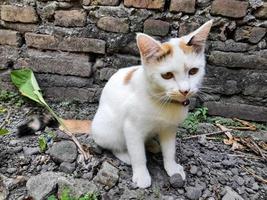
[170,0,196,13]
[255,2,267,19]
[224,80,240,95]
[190,165,198,175]
[44,87,99,102]
[97,17,129,33]
[48,141,77,163]
[144,19,170,36]
[0,20,38,34]
[94,161,119,188]
[57,176,97,197]
[59,162,76,174]
[7,168,16,174]
[185,186,202,200]
[234,26,266,44]
[26,172,97,200]
[36,74,93,88]
[169,174,185,188]
[204,101,267,122]
[252,182,259,191]
[249,0,263,9]
[211,0,248,18]
[208,51,267,70]
[196,123,217,134]
[0,45,19,69]
[40,1,58,20]
[0,174,9,200]
[0,29,22,47]
[15,49,92,77]
[26,172,59,200]
[54,10,87,27]
[222,186,244,200]
[91,0,120,6]
[25,33,106,54]
[211,40,251,52]
[236,176,245,186]
[23,147,40,156]
[99,68,117,81]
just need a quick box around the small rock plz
[23,147,40,156]
[197,171,202,177]
[222,159,236,167]
[26,172,59,200]
[170,174,185,188]
[9,140,19,146]
[59,162,76,174]
[231,168,239,175]
[252,182,259,191]
[236,176,245,186]
[48,141,77,163]
[185,187,202,200]
[7,168,16,174]
[0,174,9,199]
[190,165,198,175]
[222,186,244,200]
[94,161,119,189]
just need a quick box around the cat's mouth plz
[170,99,190,106]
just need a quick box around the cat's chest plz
[139,102,189,126]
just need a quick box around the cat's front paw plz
[165,162,186,180]
[132,168,151,188]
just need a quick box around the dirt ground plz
[0,101,267,200]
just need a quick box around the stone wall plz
[0,0,266,122]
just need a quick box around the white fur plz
[91,21,212,188]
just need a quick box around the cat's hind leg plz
[113,151,131,165]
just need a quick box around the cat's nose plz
[179,90,189,96]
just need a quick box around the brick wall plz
[0,0,266,122]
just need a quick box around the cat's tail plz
[17,114,91,137]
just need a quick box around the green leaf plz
[10,68,65,128]
[0,129,9,136]
[38,135,47,152]
[11,69,43,105]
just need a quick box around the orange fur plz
[179,41,194,54]
[161,43,173,56]
[60,119,91,134]
[124,68,138,84]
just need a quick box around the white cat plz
[19,20,213,188]
[91,20,213,188]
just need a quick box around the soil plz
[0,101,267,200]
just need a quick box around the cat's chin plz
[170,99,190,106]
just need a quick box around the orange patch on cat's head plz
[123,68,138,85]
[179,40,194,54]
[155,43,173,62]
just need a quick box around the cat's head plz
[137,20,213,104]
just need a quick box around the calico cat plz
[18,20,213,188]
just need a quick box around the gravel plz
[1,102,267,199]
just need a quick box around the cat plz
[18,20,213,188]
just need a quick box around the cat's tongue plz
[182,99,190,106]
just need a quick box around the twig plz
[0,109,11,129]
[240,166,267,184]
[250,139,266,159]
[183,130,230,140]
[63,129,91,160]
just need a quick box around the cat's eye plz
[161,72,174,80]
[189,68,199,75]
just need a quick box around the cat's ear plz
[183,20,213,53]
[136,33,162,61]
